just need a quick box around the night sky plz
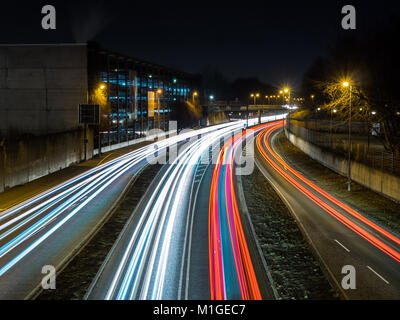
[1,1,399,90]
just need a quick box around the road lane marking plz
[334,239,350,252]
[367,266,389,284]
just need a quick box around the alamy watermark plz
[341,265,356,290]
[342,5,356,30]
[41,265,56,290]
[41,5,56,30]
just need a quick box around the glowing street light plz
[155,89,163,129]
[250,93,260,105]
[192,91,198,103]
[248,93,259,127]
[342,80,352,192]
[283,87,292,147]
[209,95,215,105]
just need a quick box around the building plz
[0,43,200,192]
[0,42,201,141]
[87,42,201,147]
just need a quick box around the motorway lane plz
[208,120,287,300]
[0,122,246,299]
[86,115,287,300]
[0,151,150,299]
[85,123,246,299]
[255,123,400,299]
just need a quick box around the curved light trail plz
[0,121,252,298]
[88,121,246,299]
[208,119,286,300]
[256,123,400,264]
[86,114,287,300]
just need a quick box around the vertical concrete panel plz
[1,129,90,190]
[4,140,29,189]
[27,136,42,182]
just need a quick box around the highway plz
[85,115,286,300]
[255,122,400,299]
[0,121,252,299]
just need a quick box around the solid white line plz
[367,266,389,284]
[334,239,350,253]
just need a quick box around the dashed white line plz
[367,266,390,284]
[334,239,350,253]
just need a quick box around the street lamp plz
[342,81,352,192]
[249,93,259,127]
[156,89,163,129]
[249,94,254,127]
[284,88,291,105]
[250,93,260,105]
[283,88,291,146]
[193,91,198,104]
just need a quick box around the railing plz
[287,119,400,176]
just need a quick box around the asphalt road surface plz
[255,122,400,299]
[0,121,249,299]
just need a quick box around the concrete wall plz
[93,130,176,156]
[206,111,229,126]
[0,44,88,136]
[0,129,93,193]
[0,44,92,192]
[286,129,400,202]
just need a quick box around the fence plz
[287,119,400,176]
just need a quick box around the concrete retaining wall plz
[93,130,176,155]
[286,129,400,202]
[0,129,93,193]
[206,111,229,126]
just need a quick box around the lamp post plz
[249,94,253,128]
[192,91,198,104]
[284,88,290,106]
[342,81,352,192]
[283,88,291,146]
[330,109,337,149]
[156,89,163,130]
[97,84,106,158]
[249,93,259,127]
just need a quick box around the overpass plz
[202,102,286,123]
[202,102,285,112]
